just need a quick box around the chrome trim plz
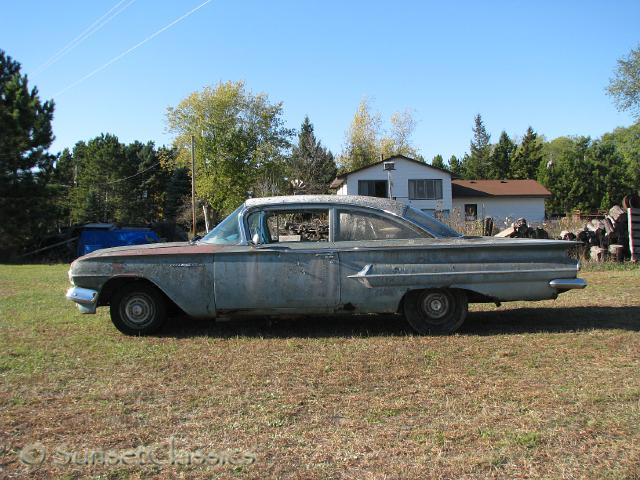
[240,202,432,246]
[66,287,98,314]
[549,278,587,290]
[237,204,250,245]
[349,264,583,289]
[348,264,373,288]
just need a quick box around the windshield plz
[403,206,462,238]
[200,205,243,244]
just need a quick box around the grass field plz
[1,264,639,479]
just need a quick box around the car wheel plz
[403,288,467,335]
[110,284,167,335]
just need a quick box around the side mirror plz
[251,233,260,245]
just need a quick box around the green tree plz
[540,133,634,213]
[288,116,337,193]
[164,166,191,222]
[587,139,629,209]
[464,114,491,179]
[607,45,640,119]
[127,141,169,223]
[65,135,171,225]
[0,49,56,256]
[49,148,75,229]
[460,153,471,178]
[340,97,382,171]
[68,134,129,223]
[431,154,445,170]
[538,136,589,213]
[448,155,463,176]
[166,81,292,217]
[510,127,543,179]
[488,131,515,179]
[601,122,640,189]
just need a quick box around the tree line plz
[440,114,639,214]
[0,51,338,257]
[1,44,639,258]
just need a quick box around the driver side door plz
[213,206,340,312]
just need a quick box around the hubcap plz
[121,293,155,327]
[421,292,450,322]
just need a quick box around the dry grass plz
[1,264,639,479]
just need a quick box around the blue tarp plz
[77,228,160,257]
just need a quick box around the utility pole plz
[191,135,196,237]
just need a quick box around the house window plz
[358,180,388,198]
[464,204,478,221]
[408,179,443,200]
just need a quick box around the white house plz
[330,155,453,215]
[331,155,552,223]
[451,179,551,223]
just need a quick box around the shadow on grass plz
[159,306,640,339]
[460,306,640,336]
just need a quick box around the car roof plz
[244,195,407,216]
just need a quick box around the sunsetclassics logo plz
[17,438,255,468]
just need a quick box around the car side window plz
[337,209,423,241]
[247,209,330,243]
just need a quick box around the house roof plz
[329,154,453,189]
[451,179,551,198]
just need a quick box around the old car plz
[66,195,586,335]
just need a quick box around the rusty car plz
[66,195,586,335]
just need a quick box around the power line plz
[102,161,161,185]
[34,0,136,77]
[54,0,213,97]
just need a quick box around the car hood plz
[78,241,226,259]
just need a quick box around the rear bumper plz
[549,278,587,290]
[66,287,98,314]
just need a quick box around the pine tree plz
[131,141,169,224]
[448,155,463,176]
[488,131,515,179]
[164,166,191,221]
[0,50,56,257]
[465,114,491,178]
[431,154,446,169]
[460,153,472,178]
[289,116,337,193]
[511,127,544,179]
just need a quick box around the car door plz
[214,206,340,312]
[332,207,429,313]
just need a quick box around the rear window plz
[337,210,424,241]
[404,206,462,238]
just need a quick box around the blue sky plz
[2,0,639,161]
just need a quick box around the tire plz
[109,284,167,335]
[403,288,468,335]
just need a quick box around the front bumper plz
[549,278,587,290]
[66,287,99,314]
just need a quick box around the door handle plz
[315,252,337,262]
